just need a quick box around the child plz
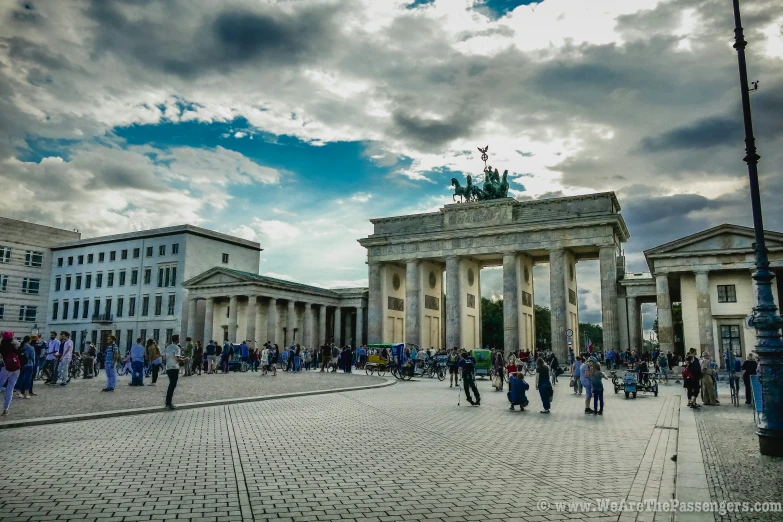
[590,361,608,415]
[507,369,530,411]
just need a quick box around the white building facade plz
[0,217,81,339]
[46,225,260,351]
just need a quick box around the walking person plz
[683,355,702,408]
[16,336,36,399]
[458,350,480,406]
[205,340,217,374]
[42,331,60,384]
[320,343,330,372]
[448,347,460,388]
[580,357,593,414]
[129,338,145,386]
[193,341,203,375]
[590,361,608,415]
[0,332,22,415]
[492,350,504,392]
[56,332,73,386]
[83,341,96,379]
[183,337,195,377]
[571,356,583,395]
[164,335,185,410]
[147,339,162,386]
[102,335,121,392]
[535,357,552,414]
[658,351,669,384]
[741,353,757,404]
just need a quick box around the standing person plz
[549,353,560,384]
[147,339,162,386]
[658,351,669,384]
[448,347,460,388]
[492,350,505,392]
[535,357,552,414]
[320,343,330,372]
[56,332,73,386]
[43,331,60,385]
[193,341,203,376]
[240,341,250,370]
[590,361,608,415]
[205,340,217,374]
[82,340,96,379]
[331,344,340,372]
[265,344,277,376]
[129,338,145,386]
[458,351,480,406]
[304,347,311,371]
[164,335,184,410]
[571,356,583,395]
[16,336,36,399]
[701,359,718,405]
[183,337,195,377]
[580,357,593,414]
[0,332,22,415]
[294,344,301,373]
[102,335,121,392]
[683,355,702,408]
[221,341,232,373]
[741,353,758,405]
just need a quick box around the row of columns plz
[188,296,364,348]
[654,271,714,356]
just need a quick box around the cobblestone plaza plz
[1,376,780,522]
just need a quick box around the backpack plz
[4,351,21,372]
[682,366,692,379]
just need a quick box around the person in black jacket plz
[684,354,703,408]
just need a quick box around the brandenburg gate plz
[358,192,629,362]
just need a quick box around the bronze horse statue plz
[451,175,476,202]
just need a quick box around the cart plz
[471,349,492,379]
[611,369,659,398]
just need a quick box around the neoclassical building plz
[618,224,783,365]
[182,268,367,348]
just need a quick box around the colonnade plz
[186,295,365,349]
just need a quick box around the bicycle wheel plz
[365,366,374,376]
[437,367,446,381]
[378,364,387,377]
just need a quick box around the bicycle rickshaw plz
[611,367,659,398]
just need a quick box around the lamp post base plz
[757,429,783,457]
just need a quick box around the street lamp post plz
[731,0,783,457]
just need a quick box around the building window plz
[96,273,103,288]
[82,299,89,319]
[164,267,170,287]
[158,268,163,287]
[25,250,43,267]
[166,328,173,344]
[114,330,121,348]
[129,296,136,317]
[171,266,177,286]
[154,295,163,316]
[57,257,63,267]
[75,274,82,290]
[146,246,153,257]
[143,268,151,285]
[167,294,175,315]
[62,301,69,320]
[72,300,80,320]
[93,299,100,319]
[105,298,112,315]
[717,285,737,303]
[19,305,37,322]
[568,289,577,306]
[65,275,71,291]
[52,301,59,320]
[22,278,40,294]
[159,245,166,256]
[0,275,7,292]
[107,272,114,287]
[78,255,84,265]
[0,304,4,320]
[110,251,116,262]
[68,256,73,266]
[141,296,149,316]
[119,270,126,286]
[116,297,124,318]
[98,252,105,262]
[0,247,10,263]
[222,253,229,264]
[87,253,94,263]
[126,330,133,350]
[153,329,160,343]
[121,249,128,260]
[85,274,91,289]
[139,329,147,343]
[131,269,138,285]
[133,248,140,259]
[172,243,179,254]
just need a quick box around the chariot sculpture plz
[450,145,510,203]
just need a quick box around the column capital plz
[304,302,312,309]
[502,251,518,258]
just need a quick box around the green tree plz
[579,322,604,351]
[481,297,504,350]
[534,305,551,350]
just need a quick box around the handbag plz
[492,374,502,388]
[569,377,575,387]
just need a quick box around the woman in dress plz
[535,357,552,414]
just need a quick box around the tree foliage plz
[481,297,504,350]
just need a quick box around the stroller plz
[507,373,530,411]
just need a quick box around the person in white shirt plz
[163,335,185,410]
[57,332,73,386]
[43,332,60,384]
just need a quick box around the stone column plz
[346,312,353,347]
[187,298,198,341]
[445,256,461,349]
[656,274,674,353]
[599,246,620,355]
[203,297,214,344]
[503,252,519,356]
[319,305,327,346]
[245,295,256,346]
[405,260,420,346]
[627,295,640,353]
[334,307,342,346]
[267,298,278,344]
[254,299,264,345]
[303,303,313,348]
[287,300,296,345]
[549,249,568,362]
[356,306,364,346]
[695,271,715,358]
[227,295,238,342]
[367,262,382,344]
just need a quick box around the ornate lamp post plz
[731,0,783,456]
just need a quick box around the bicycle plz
[729,372,740,406]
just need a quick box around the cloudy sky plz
[1,0,781,333]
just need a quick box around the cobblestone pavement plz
[694,385,783,522]
[0,370,384,423]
